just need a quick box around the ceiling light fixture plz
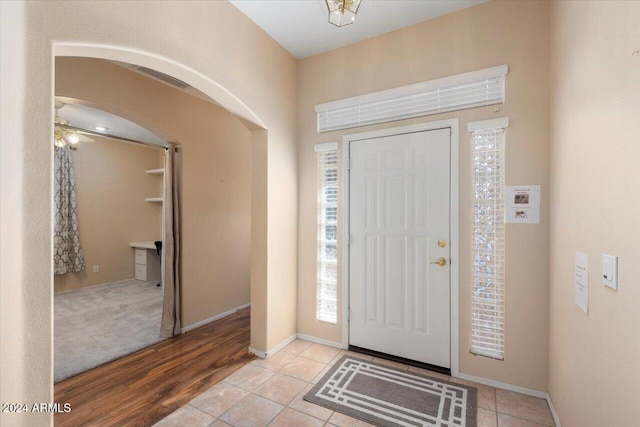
[54,126,81,148]
[53,100,94,148]
[325,0,362,28]
[94,126,109,132]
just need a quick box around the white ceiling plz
[56,99,167,147]
[229,0,487,59]
[52,2,487,145]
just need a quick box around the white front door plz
[349,128,451,368]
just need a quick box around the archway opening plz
[50,46,269,423]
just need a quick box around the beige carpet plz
[54,279,164,383]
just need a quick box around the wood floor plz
[54,307,254,427]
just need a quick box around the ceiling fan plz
[54,100,94,148]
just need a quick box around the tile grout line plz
[185,403,216,420]
[165,341,555,427]
[247,358,337,425]
[219,363,325,423]
[495,411,555,427]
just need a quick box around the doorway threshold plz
[348,345,451,376]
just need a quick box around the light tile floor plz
[153,339,555,427]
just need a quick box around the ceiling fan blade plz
[54,124,95,145]
[77,133,94,143]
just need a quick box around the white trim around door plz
[341,118,460,377]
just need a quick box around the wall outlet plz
[92,265,100,273]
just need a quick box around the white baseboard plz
[248,347,267,359]
[247,329,563,424]
[247,330,562,426]
[546,393,562,427]
[249,334,297,359]
[455,372,561,426]
[248,332,345,360]
[267,334,298,356]
[181,303,250,333]
[455,372,547,398]
[54,278,134,294]
[296,333,345,350]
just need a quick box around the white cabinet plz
[131,245,161,282]
[135,248,146,264]
[135,263,147,281]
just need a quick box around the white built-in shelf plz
[130,241,158,250]
[145,168,164,203]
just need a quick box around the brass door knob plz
[430,257,447,267]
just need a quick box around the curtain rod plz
[58,124,169,149]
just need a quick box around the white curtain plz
[53,146,85,275]
[160,144,182,337]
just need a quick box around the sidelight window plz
[469,119,508,360]
[315,143,339,324]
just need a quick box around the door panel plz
[349,128,451,368]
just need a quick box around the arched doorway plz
[51,42,270,366]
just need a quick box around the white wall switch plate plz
[602,254,618,291]
[93,265,100,273]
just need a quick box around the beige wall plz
[0,1,298,425]
[54,136,163,293]
[297,0,550,391]
[8,0,639,424]
[56,57,253,327]
[549,1,640,425]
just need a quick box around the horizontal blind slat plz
[316,149,338,324]
[317,71,505,132]
[471,127,506,360]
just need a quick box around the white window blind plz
[316,65,507,133]
[470,124,506,360]
[316,144,338,324]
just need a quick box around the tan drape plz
[160,144,181,337]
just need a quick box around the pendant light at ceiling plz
[325,0,363,28]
